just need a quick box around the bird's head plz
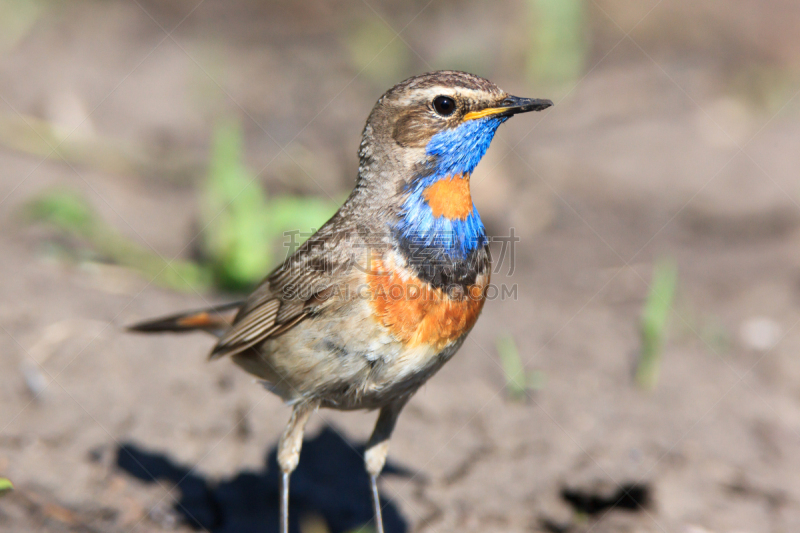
[359,71,552,182]
[353,71,552,261]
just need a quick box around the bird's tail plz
[128,301,243,337]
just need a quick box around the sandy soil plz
[2,2,800,532]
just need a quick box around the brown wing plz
[208,221,356,360]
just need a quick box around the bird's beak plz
[463,95,553,121]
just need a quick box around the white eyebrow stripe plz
[394,87,503,106]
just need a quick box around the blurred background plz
[1,0,800,532]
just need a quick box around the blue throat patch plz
[395,117,506,259]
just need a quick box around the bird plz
[129,70,552,533]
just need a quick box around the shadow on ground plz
[115,426,411,533]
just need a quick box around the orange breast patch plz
[368,257,486,351]
[422,174,473,220]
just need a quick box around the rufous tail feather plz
[128,301,242,337]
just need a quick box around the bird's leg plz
[277,401,317,533]
[364,398,408,533]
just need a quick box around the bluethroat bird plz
[130,71,551,533]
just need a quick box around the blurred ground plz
[2,1,800,532]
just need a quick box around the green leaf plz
[497,334,527,401]
[526,0,589,86]
[636,259,678,390]
[24,189,96,237]
[0,477,13,495]
[201,119,272,291]
[22,189,212,293]
[268,195,338,258]
[200,118,340,291]
[269,196,337,234]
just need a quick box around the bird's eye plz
[432,95,456,116]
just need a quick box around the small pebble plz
[20,361,48,399]
[739,317,782,352]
